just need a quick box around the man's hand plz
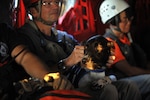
[106,48,115,68]
[44,73,74,90]
[64,45,85,67]
[52,75,74,90]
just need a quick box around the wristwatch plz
[58,60,67,71]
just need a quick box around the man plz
[99,0,150,100]
[0,22,75,99]
[17,0,142,100]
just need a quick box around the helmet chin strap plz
[110,25,127,38]
[113,16,123,34]
[114,27,121,33]
[35,0,61,26]
[35,17,54,26]
[36,2,54,26]
[110,25,122,33]
[111,18,125,34]
[114,27,125,34]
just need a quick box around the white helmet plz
[99,0,130,24]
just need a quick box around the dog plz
[64,35,116,89]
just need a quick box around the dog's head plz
[81,35,114,70]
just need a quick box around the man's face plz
[40,0,62,24]
[119,11,133,33]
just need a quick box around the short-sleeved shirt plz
[0,23,22,66]
[17,22,78,71]
[0,23,29,82]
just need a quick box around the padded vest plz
[18,21,77,70]
[104,31,136,66]
[103,30,147,79]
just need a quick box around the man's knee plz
[103,84,118,94]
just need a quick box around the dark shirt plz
[0,23,30,99]
[17,21,78,72]
[0,23,20,64]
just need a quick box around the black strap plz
[6,47,27,67]
[0,47,27,78]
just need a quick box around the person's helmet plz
[30,0,39,4]
[28,0,39,7]
[99,0,130,24]
[27,0,63,26]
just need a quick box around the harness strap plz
[5,47,27,67]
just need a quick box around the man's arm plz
[11,45,74,90]
[63,45,85,67]
[11,45,51,79]
[115,60,150,76]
